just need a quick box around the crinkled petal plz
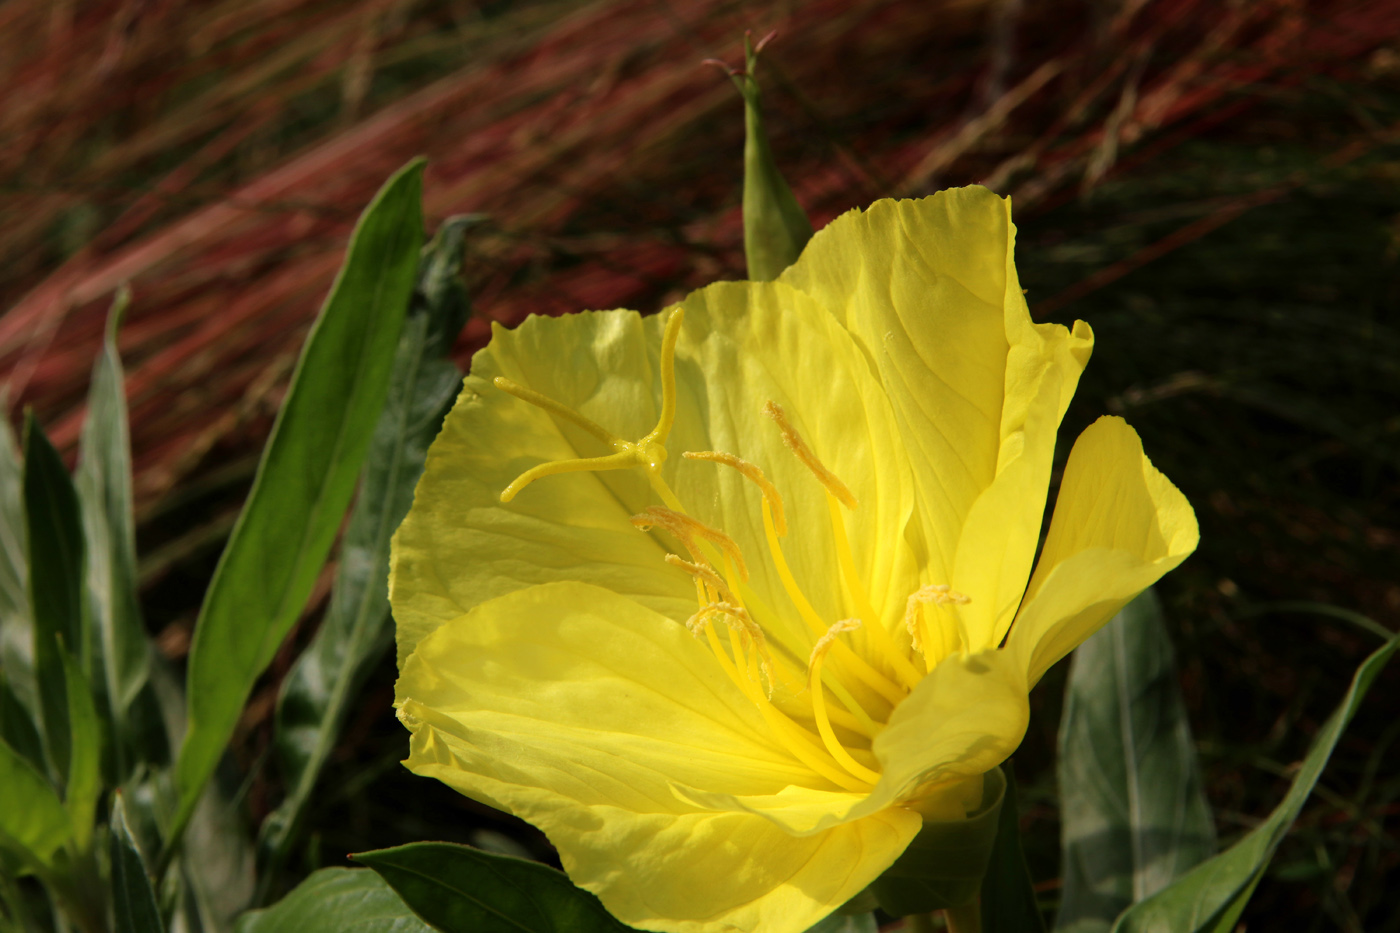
[395,582,917,933]
[1009,416,1199,685]
[778,190,1092,654]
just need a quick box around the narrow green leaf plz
[236,868,432,933]
[23,413,86,782]
[170,160,425,851]
[1111,633,1398,933]
[982,765,1046,933]
[353,842,636,933]
[76,286,153,778]
[0,671,44,772]
[1056,591,1215,933]
[0,403,33,714]
[0,737,69,867]
[59,645,102,854]
[258,217,474,881]
[110,794,164,933]
[730,34,812,281]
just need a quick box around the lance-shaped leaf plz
[76,286,154,778]
[110,794,164,933]
[982,765,1047,933]
[236,868,432,933]
[23,413,86,783]
[1056,590,1215,933]
[0,404,32,714]
[727,33,812,281]
[0,736,69,869]
[1111,632,1397,933]
[258,217,474,881]
[59,645,102,854]
[353,842,636,933]
[170,159,425,852]
[0,671,44,772]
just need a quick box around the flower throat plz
[494,308,970,793]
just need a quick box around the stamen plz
[904,584,971,660]
[825,494,925,691]
[762,401,858,509]
[682,451,788,536]
[757,494,905,706]
[808,620,883,784]
[665,554,733,603]
[631,507,748,581]
[699,616,869,792]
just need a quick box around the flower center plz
[495,308,971,793]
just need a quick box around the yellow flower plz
[389,187,1198,933]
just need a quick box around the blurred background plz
[2,0,1399,928]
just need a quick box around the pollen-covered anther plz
[630,506,749,581]
[904,585,971,651]
[762,401,858,509]
[682,450,788,536]
[665,553,733,603]
[686,602,775,695]
[809,618,863,669]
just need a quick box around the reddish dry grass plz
[2,0,1395,515]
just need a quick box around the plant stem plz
[944,901,982,933]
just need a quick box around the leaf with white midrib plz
[1055,590,1216,933]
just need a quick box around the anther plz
[810,618,863,668]
[683,450,788,536]
[904,585,971,651]
[631,506,749,581]
[762,401,858,509]
[665,554,734,603]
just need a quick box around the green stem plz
[944,901,982,933]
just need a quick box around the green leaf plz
[0,401,33,714]
[1056,590,1215,933]
[731,34,812,281]
[258,216,474,881]
[76,287,154,778]
[23,413,86,783]
[170,159,425,851]
[236,868,432,933]
[59,645,102,854]
[0,671,44,772]
[0,737,69,868]
[110,794,164,933]
[982,765,1046,933]
[1111,632,1399,933]
[353,842,636,933]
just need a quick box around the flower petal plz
[779,188,1092,652]
[1008,416,1199,685]
[390,310,695,666]
[670,279,921,659]
[396,581,916,933]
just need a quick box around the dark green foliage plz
[258,215,476,889]
[170,159,426,852]
[354,842,637,933]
